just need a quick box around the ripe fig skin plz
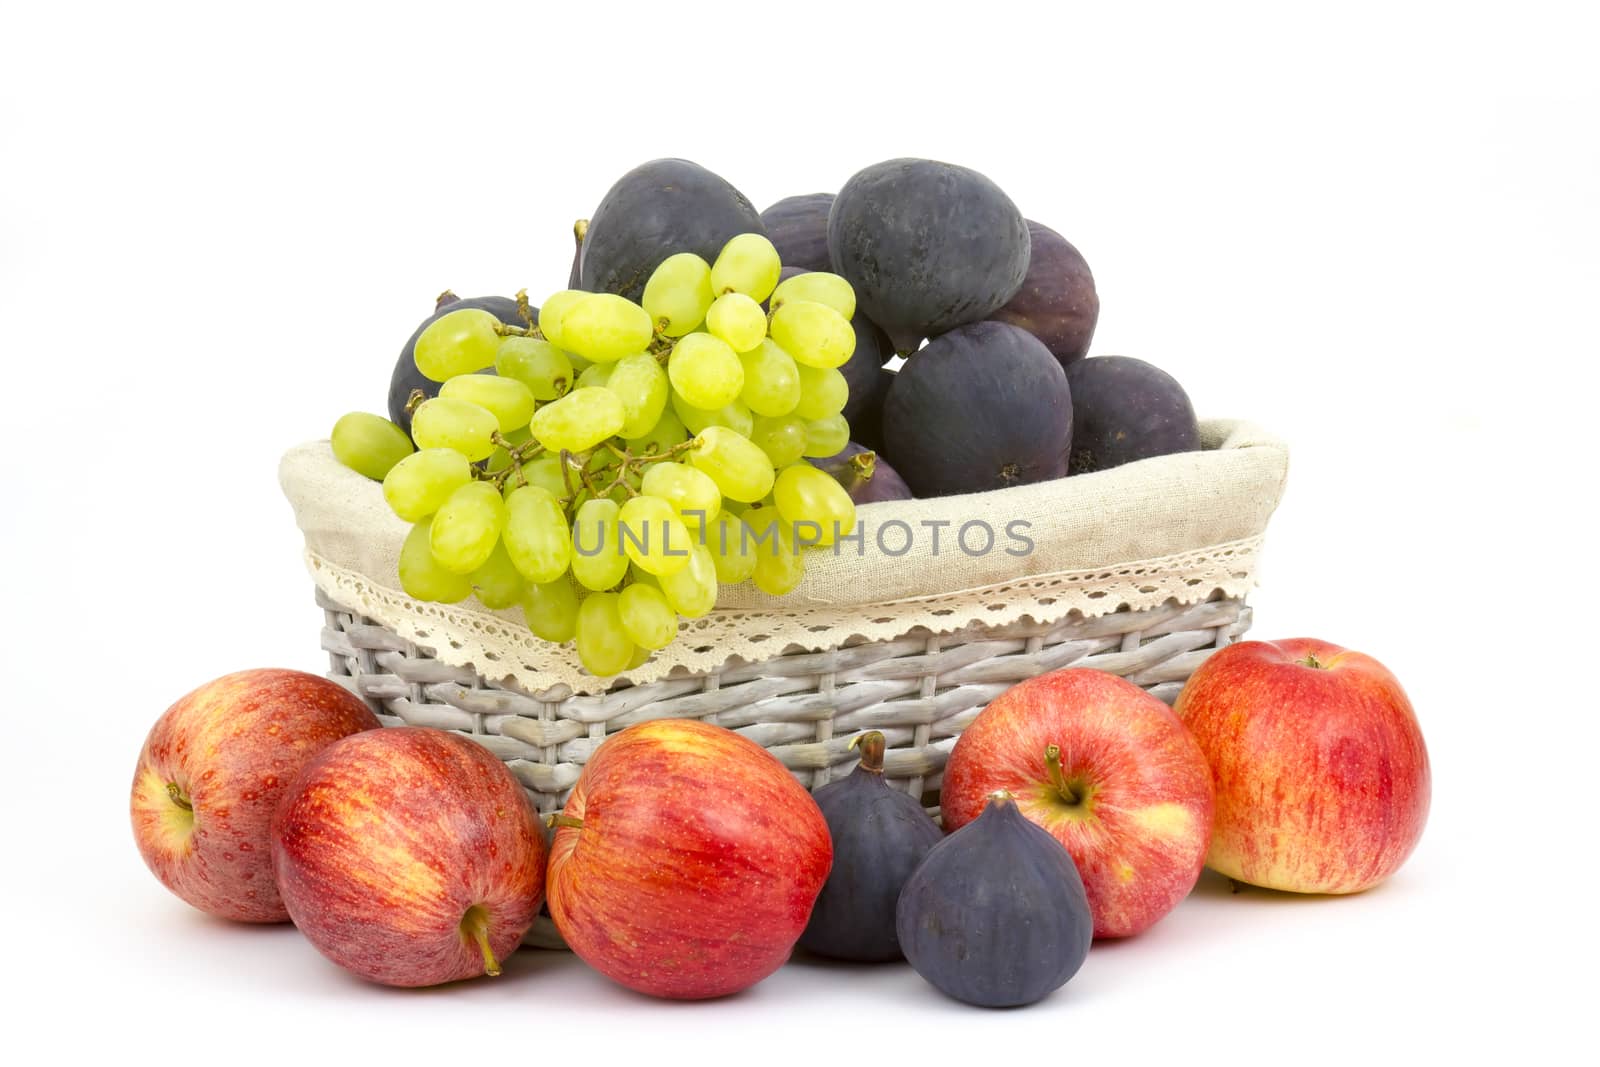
[580,158,765,303]
[896,793,1093,1009]
[761,193,834,273]
[883,321,1071,498]
[1065,355,1199,475]
[799,733,942,961]
[828,158,1030,353]
[991,221,1099,368]
[388,293,521,436]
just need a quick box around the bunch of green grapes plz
[330,233,862,677]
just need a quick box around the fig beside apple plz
[941,668,1215,938]
[897,790,1092,1008]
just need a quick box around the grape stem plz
[404,388,428,416]
[515,288,536,329]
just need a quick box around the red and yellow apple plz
[547,719,833,999]
[130,668,381,922]
[941,668,1214,938]
[1175,638,1430,894]
[271,726,546,986]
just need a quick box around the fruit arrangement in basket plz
[132,156,1432,1008]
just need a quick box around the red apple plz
[547,719,832,999]
[941,669,1214,938]
[271,726,546,986]
[130,668,381,922]
[1175,638,1430,894]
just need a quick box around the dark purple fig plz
[567,218,588,289]
[579,158,764,302]
[828,158,1030,354]
[387,292,522,436]
[808,443,913,504]
[1065,356,1199,474]
[883,321,1070,498]
[990,220,1099,368]
[800,732,942,961]
[761,193,834,273]
[896,791,1092,1008]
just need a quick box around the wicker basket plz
[288,420,1286,947]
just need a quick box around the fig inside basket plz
[282,419,1286,818]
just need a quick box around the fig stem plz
[165,782,192,812]
[1043,744,1081,806]
[547,813,584,830]
[434,289,459,311]
[573,219,589,242]
[849,731,887,774]
[460,906,501,977]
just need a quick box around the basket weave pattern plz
[318,587,1251,815]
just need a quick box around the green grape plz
[770,271,857,319]
[671,391,754,438]
[659,543,718,618]
[628,645,653,669]
[640,461,722,531]
[503,485,572,583]
[668,333,745,409]
[705,292,767,353]
[689,425,777,503]
[537,289,588,350]
[559,293,653,363]
[331,412,414,480]
[571,497,629,591]
[710,233,781,302]
[793,363,849,420]
[607,352,669,438]
[383,448,473,522]
[576,592,636,676]
[399,521,474,603]
[469,541,527,609]
[751,414,808,468]
[576,361,614,390]
[412,396,499,462]
[625,562,660,588]
[803,414,851,457]
[749,514,806,596]
[496,336,574,401]
[739,339,802,417]
[617,583,678,651]
[501,453,568,500]
[414,308,503,380]
[523,576,580,643]
[439,373,536,433]
[774,464,857,547]
[618,494,694,577]
[430,481,505,573]
[642,252,714,337]
[529,387,626,453]
[626,407,690,456]
[769,300,856,369]
[707,510,758,583]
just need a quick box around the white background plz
[3,2,1596,1063]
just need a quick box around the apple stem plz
[460,906,501,978]
[849,731,887,774]
[166,782,193,812]
[547,813,584,830]
[1043,745,1081,806]
[1299,654,1325,670]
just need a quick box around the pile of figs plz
[387,157,1202,506]
[802,732,1092,1007]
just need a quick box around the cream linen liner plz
[280,419,1288,696]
